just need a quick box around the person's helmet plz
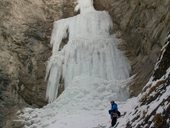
[110,100,115,104]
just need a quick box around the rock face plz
[119,33,170,128]
[0,0,63,127]
[0,0,169,127]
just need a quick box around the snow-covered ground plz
[117,69,170,128]
[19,67,170,128]
[20,76,135,128]
[21,99,137,128]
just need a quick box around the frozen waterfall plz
[20,1,133,128]
[45,9,131,103]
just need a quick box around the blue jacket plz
[111,103,118,112]
[109,103,118,115]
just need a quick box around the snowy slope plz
[19,76,133,128]
[116,33,170,128]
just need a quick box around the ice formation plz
[20,76,133,128]
[20,0,133,127]
[45,0,131,103]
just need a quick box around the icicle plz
[45,53,64,103]
[50,19,69,53]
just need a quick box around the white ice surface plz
[21,76,134,128]
[45,8,131,103]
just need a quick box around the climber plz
[108,101,120,127]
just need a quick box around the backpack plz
[109,110,121,117]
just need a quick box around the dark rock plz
[125,33,170,128]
